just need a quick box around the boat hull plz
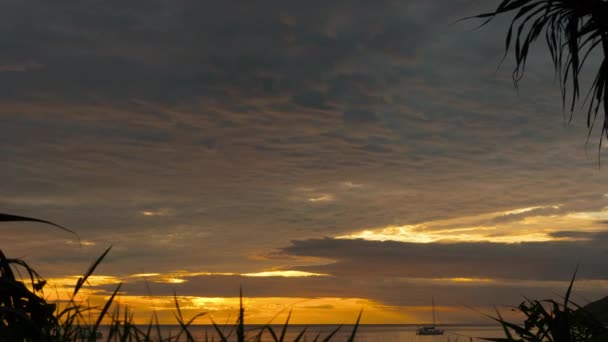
[416,328,444,335]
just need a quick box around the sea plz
[124,324,505,341]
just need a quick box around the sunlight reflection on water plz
[127,324,505,341]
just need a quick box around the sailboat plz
[416,298,444,335]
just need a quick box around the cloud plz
[242,270,327,277]
[2,0,608,317]
[335,204,608,244]
[140,208,174,217]
[343,109,378,124]
[0,61,43,72]
[307,194,335,203]
[0,0,456,103]
[339,181,363,189]
[61,270,608,309]
[279,235,608,281]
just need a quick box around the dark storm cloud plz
[343,109,378,124]
[279,236,608,281]
[0,0,472,103]
[550,230,600,239]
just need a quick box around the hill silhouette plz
[583,296,608,323]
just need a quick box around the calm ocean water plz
[131,324,505,341]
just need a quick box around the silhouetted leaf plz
[0,213,78,239]
[347,309,363,342]
[73,245,112,297]
[468,0,608,150]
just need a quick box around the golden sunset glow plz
[44,269,329,291]
[46,294,427,325]
[336,205,603,243]
[45,275,121,288]
[307,194,335,203]
[140,208,174,216]
[242,270,327,277]
[131,273,161,277]
[438,277,495,283]
[38,272,493,326]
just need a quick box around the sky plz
[2,0,608,325]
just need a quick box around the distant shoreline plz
[96,323,502,327]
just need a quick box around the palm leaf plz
[470,0,608,146]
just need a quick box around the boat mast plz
[432,297,436,328]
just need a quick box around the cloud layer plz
[2,0,608,322]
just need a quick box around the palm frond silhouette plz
[472,0,608,146]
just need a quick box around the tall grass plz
[0,213,363,341]
[1,247,364,341]
[0,247,361,342]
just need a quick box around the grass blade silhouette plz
[91,282,122,340]
[173,292,207,342]
[210,318,228,342]
[279,310,291,342]
[74,246,112,297]
[564,265,578,308]
[265,326,280,342]
[321,325,342,342]
[347,309,363,342]
[237,286,245,342]
[0,213,79,240]
[293,327,307,342]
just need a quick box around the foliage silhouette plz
[482,270,608,342]
[0,213,78,240]
[0,213,363,341]
[471,0,608,148]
